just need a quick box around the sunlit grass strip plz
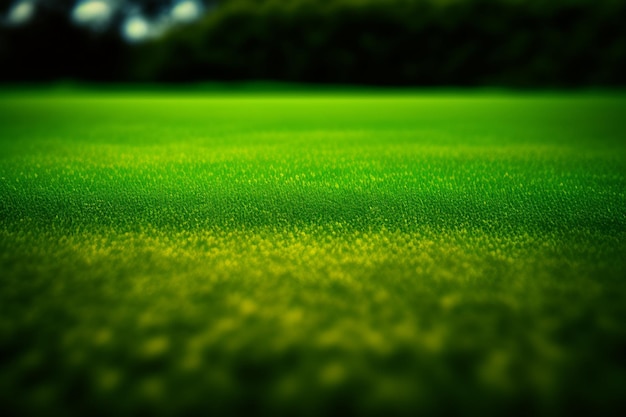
[2,135,623,234]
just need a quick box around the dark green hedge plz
[1,0,624,85]
[132,0,626,86]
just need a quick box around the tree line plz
[2,0,625,86]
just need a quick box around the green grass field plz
[1,88,625,416]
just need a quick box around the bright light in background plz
[6,1,35,26]
[121,1,206,43]
[2,0,208,42]
[72,1,113,28]
[171,0,203,23]
[122,16,150,42]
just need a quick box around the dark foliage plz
[134,0,626,86]
[1,0,625,86]
[0,4,127,82]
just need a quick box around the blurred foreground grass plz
[0,88,625,416]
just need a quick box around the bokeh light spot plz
[123,16,150,42]
[6,1,35,25]
[171,1,202,23]
[72,1,113,27]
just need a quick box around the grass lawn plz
[0,87,625,416]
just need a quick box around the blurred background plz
[1,0,625,85]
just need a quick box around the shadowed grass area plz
[0,88,625,416]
